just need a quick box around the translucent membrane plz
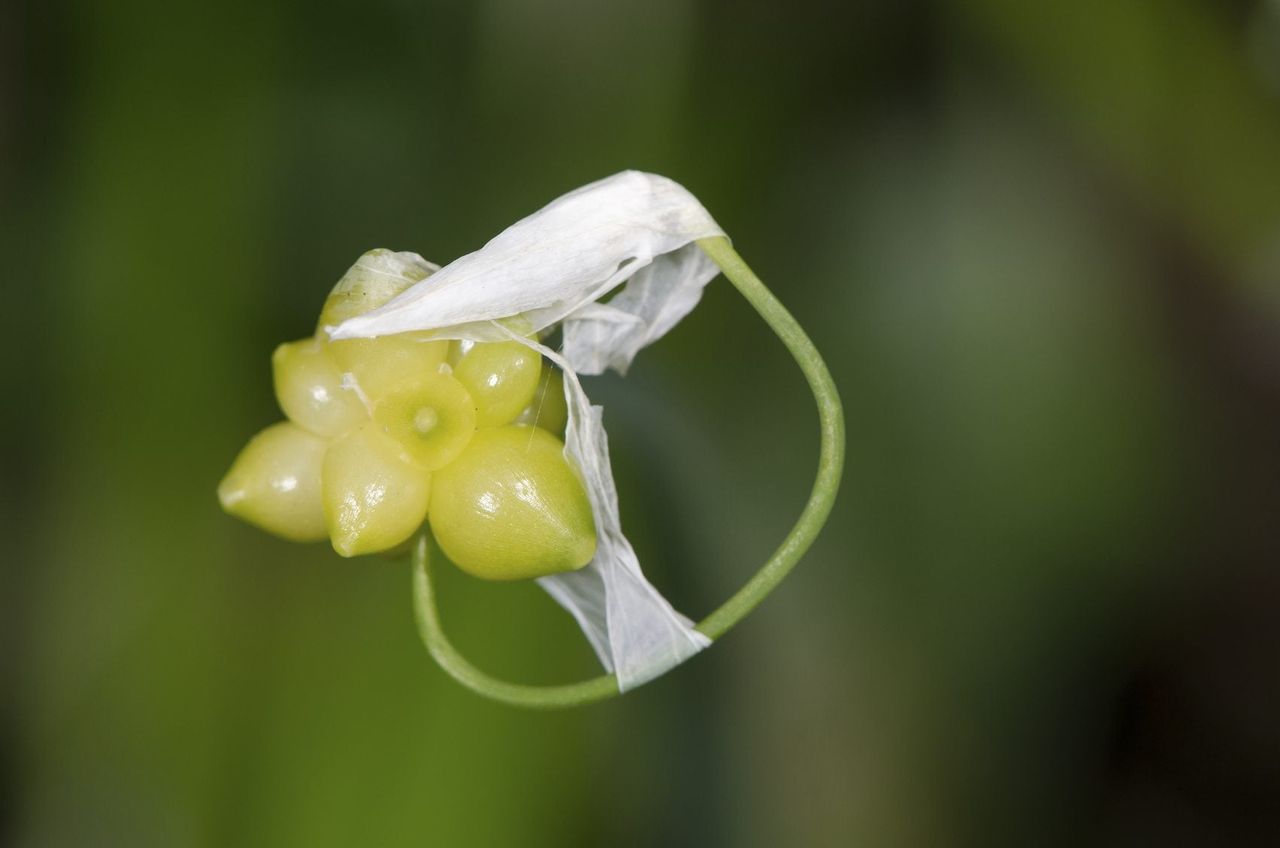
[272,337,367,438]
[429,425,596,581]
[322,423,432,557]
[453,340,542,428]
[371,372,477,471]
[218,421,328,542]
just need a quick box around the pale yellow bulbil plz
[515,366,568,436]
[322,423,432,557]
[328,334,450,401]
[453,341,542,428]
[272,337,367,438]
[429,425,596,581]
[372,372,477,470]
[218,422,328,542]
[220,248,598,576]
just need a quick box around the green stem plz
[413,535,620,708]
[692,237,846,639]
[413,236,846,707]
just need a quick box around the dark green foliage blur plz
[4,1,1280,845]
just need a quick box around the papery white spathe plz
[331,171,725,689]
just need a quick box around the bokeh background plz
[4,1,1280,845]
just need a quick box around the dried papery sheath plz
[329,171,724,350]
[331,171,725,688]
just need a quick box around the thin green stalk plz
[413,236,845,707]
[691,237,846,638]
[413,534,620,709]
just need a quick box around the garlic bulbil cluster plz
[218,249,589,580]
[219,173,727,689]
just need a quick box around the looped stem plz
[413,236,846,708]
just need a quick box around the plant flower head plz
[222,172,727,689]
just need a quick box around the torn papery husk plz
[330,171,725,689]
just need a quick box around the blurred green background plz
[4,1,1280,845]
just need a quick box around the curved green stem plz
[413,535,620,708]
[692,237,846,638]
[413,236,846,707]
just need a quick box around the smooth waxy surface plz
[322,423,432,557]
[272,338,367,438]
[372,372,477,470]
[515,365,568,436]
[429,425,596,581]
[218,422,328,542]
[453,341,542,427]
[329,334,450,401]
